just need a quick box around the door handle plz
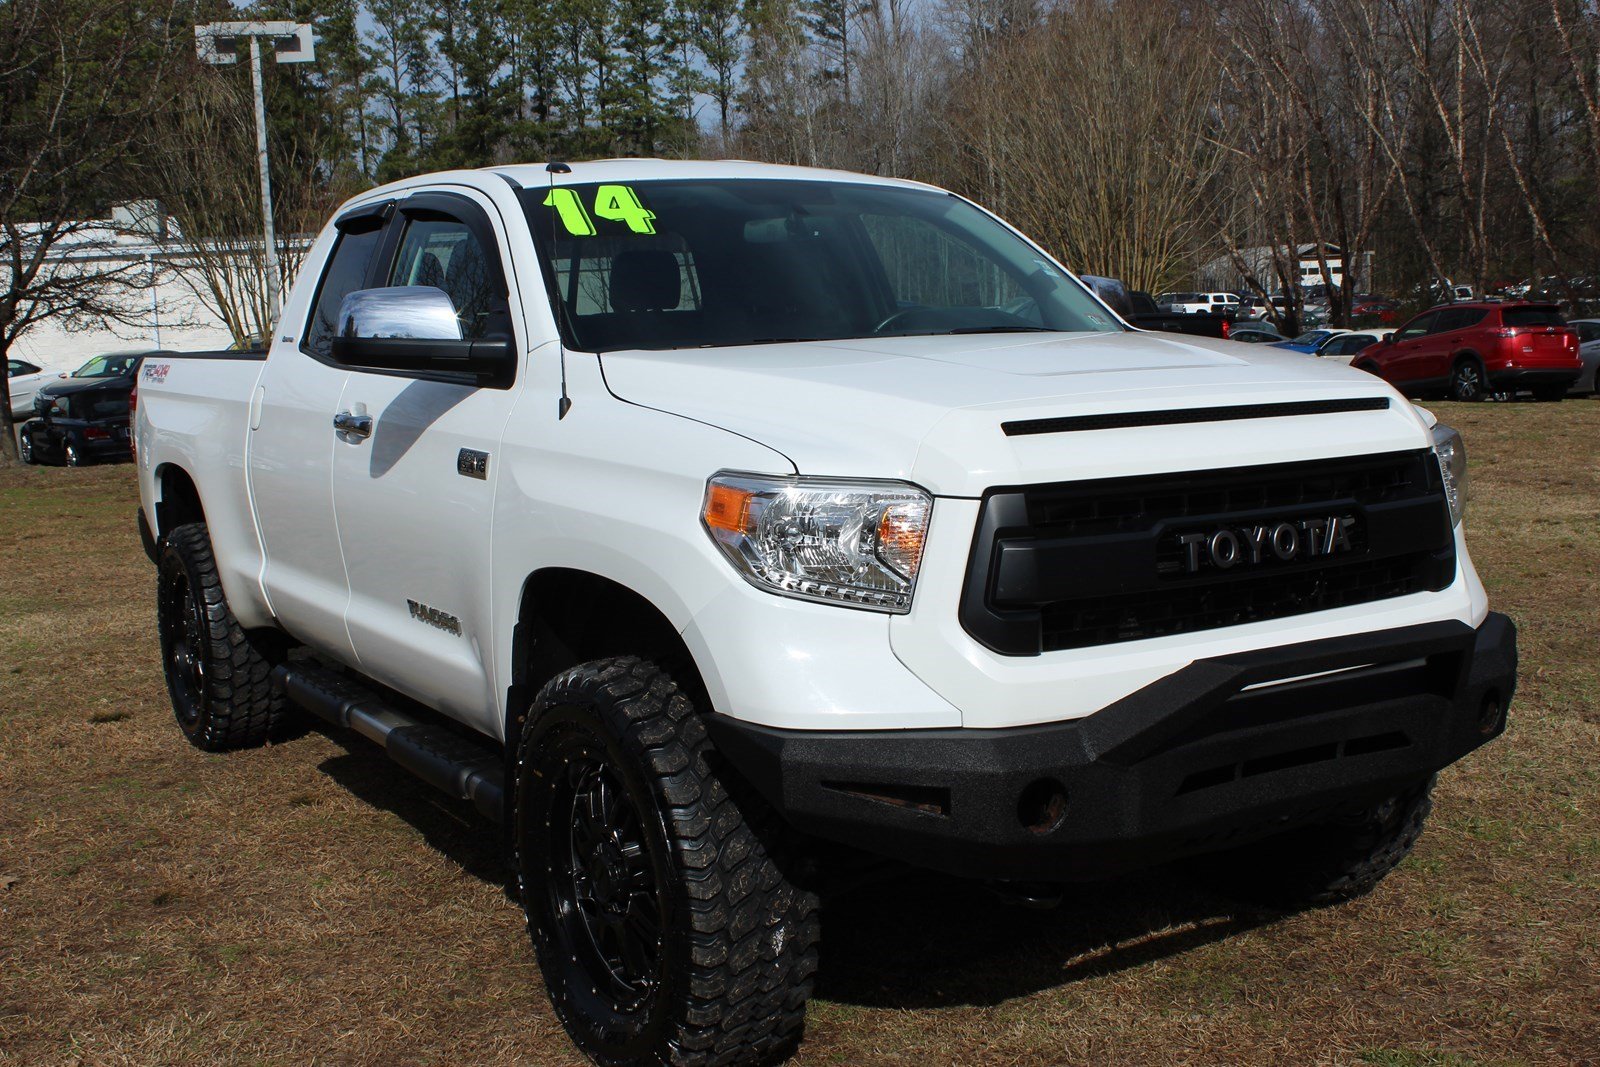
[333,410,373,439]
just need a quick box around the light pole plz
[195,21,315,332]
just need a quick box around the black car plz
[19,383,133,466]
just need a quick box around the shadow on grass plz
[309,723,514,898]
[815,870,1273,1009]
[304,722,1273,1011]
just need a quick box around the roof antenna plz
[547,161,573,419]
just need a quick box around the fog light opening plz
[1017,779,1068,836]
[1478,691,1505,736]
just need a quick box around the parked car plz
[18,383,132,465]
[1270,328,1350,354]
[1351,302,1581,401]
[1316,331,1392,364]
[1079,277,1231,339]
[7,358,65,418]
[132,159,1513,1067]
[1229,325,1284,344]
[67,350,155,380]
[35,349,163,416]
[1567,318,1600,395]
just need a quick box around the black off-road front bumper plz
[706,614,1516,881]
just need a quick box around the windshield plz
[521,179,1121,352]
[73,353,139,377]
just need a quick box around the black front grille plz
[960,451,1457,656]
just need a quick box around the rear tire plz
[18,431,34,465]
[515,657,818,1067]
[1450,359,1487,402]
[156,523,290,751]
[65,442,85,466]
[1203,777,1435,909]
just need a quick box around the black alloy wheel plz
[157,560,208,735]
[553,747,666,1015]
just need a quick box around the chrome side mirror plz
[329,286,514,388]
[337,286,463,341]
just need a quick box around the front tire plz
[156,523,290,750]
[515,657,818,1067]
[1205,777,1435,909]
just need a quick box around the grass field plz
[2,402,1597,1066]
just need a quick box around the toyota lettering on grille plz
[1176,514,1357,574]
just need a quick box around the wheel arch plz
[506,567,712,742]
[152,463,206,538]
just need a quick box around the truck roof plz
[488,158,937,192]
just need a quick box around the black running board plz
[272,662,505,823]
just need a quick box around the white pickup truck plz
[135,160,1515,1067]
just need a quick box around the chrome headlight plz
[1432,423,1467,526]
[701,473,932,612]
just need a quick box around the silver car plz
[1569,319,1600,395]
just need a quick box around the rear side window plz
[1501,307,1565,328]
[303,224,384,359]
[1435,308,1487,331]
[1576,322,1600,343]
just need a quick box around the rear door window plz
[303,222,385,360]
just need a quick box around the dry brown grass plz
[2,401,1597,1066]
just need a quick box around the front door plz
[1384,310,1438,387]
[331,189,524,735]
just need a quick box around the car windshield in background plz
[74,354,140,377]
[521,179,1122,352]
[1502,307,1565,328]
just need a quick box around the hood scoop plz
[1002,396,1392,437]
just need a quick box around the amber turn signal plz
[704,483,754,533]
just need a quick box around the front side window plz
[1394,313,1436,341]
[523,179,1120,353]
[387,216,502,339]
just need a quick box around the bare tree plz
[941,0,1224,291]
[150,68,340,345]
[0,0,192,464]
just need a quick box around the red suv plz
[1353,302,1581,401]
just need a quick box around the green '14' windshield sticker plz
[544,185,656,236]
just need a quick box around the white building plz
[1199,243,1354,295]
[8,202,304,373]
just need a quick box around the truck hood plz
[598,330,1432,495]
